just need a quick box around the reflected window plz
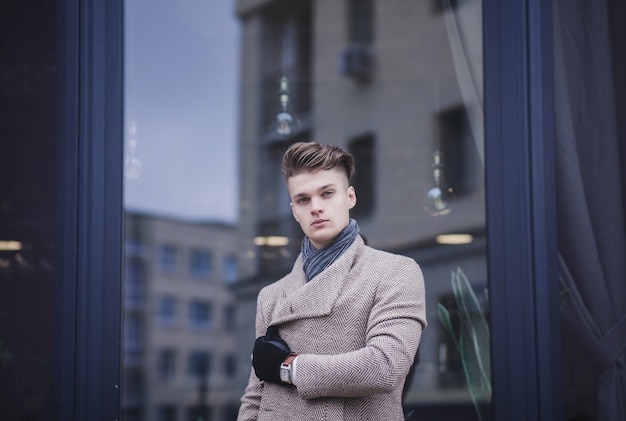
[348,0,373,44]
[187,406,211,421]
[125,258,145,306]
[125,314,144,351]
[124,368,145,406]
[157,405,177,421]
[188,350,211,378]
[436,104,481,196]
[223,254,238,283]
[223,304,236,331]
[341,0,374,81]
[157,296,177,326]
[349,134,375,217]
[189,300,212,330]
[189,248,212,279]
[157,349,176,380]
[222,404,240,420]
[160,244,178,274]
[434,0,465,12]
[224,354,237,379]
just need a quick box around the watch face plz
[280,367,289,383]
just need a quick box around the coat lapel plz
[270,236,364,326]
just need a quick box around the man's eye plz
[297,197,309,204]
[323,191,333,197]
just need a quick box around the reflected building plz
[122,212,241,421]
[231,0,488,417]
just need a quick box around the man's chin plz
[309,233,339,249]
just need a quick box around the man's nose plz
[310,197,323,213]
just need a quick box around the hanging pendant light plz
[424,151,454,216]
[276,76,294,136]
[275,25,298,136]
[423,49,454,216]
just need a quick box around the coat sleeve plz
[237,291,271,420]
[294,258,427,400]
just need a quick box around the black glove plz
[252,325,292,384]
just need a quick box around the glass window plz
[157,296,177,326]
[160,244,178,274]
[123,1,488,420]
[223,254,238,284]
[187,405,211,421]
[124,313,145,351]
[348,0,373,44]
[189,248,212,279]
[187,350,211,378]
[341,0,374,82]
[223,304,236,331]
[222,404,240,421]
[123,368,145,406]
[349,134,375,217]
[125,258,146,306]
[553,1,626,420]
[0,1,57,418]
[189,300,212,330]
[224,354,237,379]
[156,405,177,421]
[156,349,176,380]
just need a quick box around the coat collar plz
[269,235,365,326]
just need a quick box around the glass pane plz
[0,1,57,419]
[554,1,626,420]
[122,1,488,420]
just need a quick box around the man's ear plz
[290,202,299,222]
[347,186,357,209]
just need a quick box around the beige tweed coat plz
[238,235,427,421]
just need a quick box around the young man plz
[238,142,427,421]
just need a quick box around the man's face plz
[287,168,356,249]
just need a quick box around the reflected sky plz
[124,0,240,223]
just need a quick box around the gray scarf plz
[301,219,360,282]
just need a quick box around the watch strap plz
[283,353,297,366]
[280,353,297,384]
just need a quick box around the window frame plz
[483,0,563,419]
[54,0,124,419]
[53,0,564,419]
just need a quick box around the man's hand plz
[252,325,292,384]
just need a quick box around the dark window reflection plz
[0,0,56,419]
[189,248,213,279]
[157,348,177,380]
[160,244,179,274]
[349,134,376,217]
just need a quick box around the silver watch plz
[280,354,296,384]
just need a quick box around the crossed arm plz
[239,261,426,417]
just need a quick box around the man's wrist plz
[279,353,297,384]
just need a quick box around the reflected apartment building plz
[231,0,488,417]
[122,212,241,421]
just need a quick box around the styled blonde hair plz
[281,142,355,182]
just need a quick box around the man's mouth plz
[311,219,327,226]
